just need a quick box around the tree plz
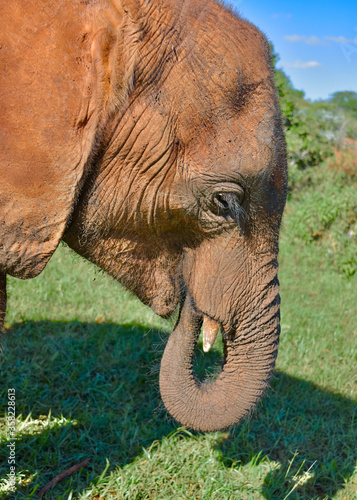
[270,45,334,173]
[329,91,357,117]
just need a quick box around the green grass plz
[0,163,356,499]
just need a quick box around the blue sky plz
[228,0,357,101]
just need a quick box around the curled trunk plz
[159,279,280,432]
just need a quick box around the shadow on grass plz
[0,320,176,499]
[0,320,356,499]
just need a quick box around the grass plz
[0,162,356,499]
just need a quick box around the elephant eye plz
[210,191,245,221]
[213,193,232,214]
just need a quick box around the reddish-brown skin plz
[0,0,287,431]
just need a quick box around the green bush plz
[271,48,335,178]
[285,165,357,278]
[330,91,357,140]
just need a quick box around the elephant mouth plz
[173,287,222,354]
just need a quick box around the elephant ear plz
[0,1,100,279]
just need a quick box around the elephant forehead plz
[181,111,281,176]
[133,2,274,136]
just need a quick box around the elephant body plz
[0,0,287,431]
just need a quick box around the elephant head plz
[0,0,287,431]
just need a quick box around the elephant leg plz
[0,273,7,332]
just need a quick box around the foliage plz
[328,91,357,140]
[269,46,357,278]
[271,48,357,190]
[330,91,357,118]
[270,47,334,177]
[285,163,357,278]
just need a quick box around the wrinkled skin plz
[0,0,287,432]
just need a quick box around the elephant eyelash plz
[230,201,247,224]
[211,192,247,224]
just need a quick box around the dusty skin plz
[0,0,287,432]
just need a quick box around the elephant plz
[0,0,287,432]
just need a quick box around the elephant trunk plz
[159,266,280,432]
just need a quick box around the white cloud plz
[283,60,323,69]
[284,35,328,46]
[325,36,357,44]
[284,34,357,47]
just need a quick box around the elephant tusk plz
[202,316,220,352]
